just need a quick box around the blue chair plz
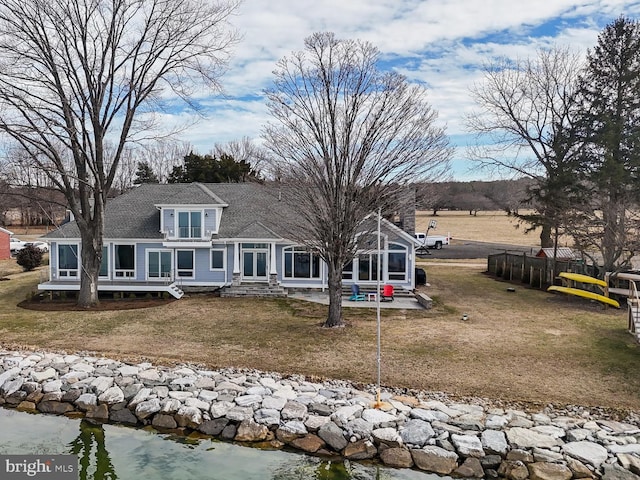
[349,284,366,301]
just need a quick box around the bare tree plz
[213,136,272,180]
[467,46,584,248]
[0,0,240,306]
[143,139,192,183]
[263,32,452,328]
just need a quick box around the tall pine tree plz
[573,16,640,272]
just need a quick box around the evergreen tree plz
[133,162,159,185]
[573,16,640,271]
[167,152,257,183]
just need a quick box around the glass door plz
[242,247,268,281]
[148,250,172,280]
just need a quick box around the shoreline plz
[1,348,640,479]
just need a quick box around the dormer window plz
[178,211,202,239]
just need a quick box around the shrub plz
[16,245,43,271]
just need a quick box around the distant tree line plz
[416,178,531,216]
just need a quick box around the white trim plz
[209,248,226,271]
[176,249,195,279]
[99,244,110,280]
[175,209,205,240]
[113,243,136,280]
[146,249,174,281]
[55,242,80,279]
[282,245,322,280]
[0,227,13,235]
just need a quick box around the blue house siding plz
[204,209,217,235]
[162,209,174,237]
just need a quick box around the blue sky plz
[168,0,640,181]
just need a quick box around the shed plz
[535,247,576,260]
[0,227,13,260]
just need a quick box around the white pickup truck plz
[414,232,450,250]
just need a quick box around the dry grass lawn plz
[416,210,574,247]
[1,260,639,413]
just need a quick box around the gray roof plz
[45,182,299,240]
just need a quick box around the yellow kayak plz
[547,285,620,308]
[558,272,607,287]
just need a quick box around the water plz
[0,409,442,480]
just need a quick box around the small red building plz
[0,227,13,260]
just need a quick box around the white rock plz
[481,429,508,455]
[215,381,246,393]
[262,396,287,411]
[422,400,464,417]
[135,398,161,419]
[129,388,152,407]
[234,394,263,407]
[225,406,254,422]
[63,355,81,364]
[210,401,234,418]
[1,377,23,396]
[98,386,125,404]
[272,386,297,400]
[451,433,485,457]
[161,398,182,414]
[198,390,219,403]
[185,397,210,411]
[282,420,308,435]
[118,365,139,376]
[506,427,560,449]
[361,409,397,424]
[254,408,280,426]
[138,369,162,382]
[62,371,89,384]
[91,376,114,394]
[75,393,97,410]
[31,368,56,383]
[332,405,363,423]
[246,386,271,396]
[174,367,196,376]
[305,415,331,431]
[42,380,62,393]
[486,415,509,429]
[168,391,193,401]
[607,444,640,455]
[71,363,95,373]
[562,441,609,467]
[531,425,566,439]
[372,427,402,446]
[259,377,279,389]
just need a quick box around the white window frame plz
[283,246,321,280]
[146,249,173,281]
[176,249,195,278]
[99,244,110,279]
[387,243,408,282]
[210,248,225,271]
[176,210,203,239]
[114,243,136,279]
[57,243,79,278]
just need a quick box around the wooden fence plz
[487,253,599,290]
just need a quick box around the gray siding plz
[163,209,175,237]
[204,209,217,235]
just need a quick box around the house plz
[0,227,12,260]
[38,183,419,298]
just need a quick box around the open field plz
[1,262,639,412]
[416,210,573,247]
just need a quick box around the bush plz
[16,245,44,271]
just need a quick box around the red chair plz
[381,284,394,302]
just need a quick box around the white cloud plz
[164,0,640,178]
